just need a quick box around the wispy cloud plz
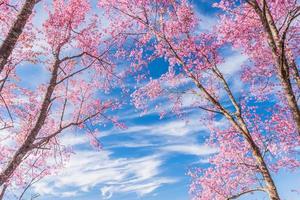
[101,115,208,138]
[33,150,177,199]
[160,144,218,156]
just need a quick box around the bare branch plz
[227,188,266,200]
[0,184,7,200]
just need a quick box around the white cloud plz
[33,181,55,195]
[107,141,156,148]
[160,144,218,156]
[194,6,218,32]
[153,120,197,136]
[61,191,78,197]
[119,178,175,196]
[101,177,176,199]
[59,132,89,146]
[198,158,210,163]
[219,53,248,75]
[103,116,207,138]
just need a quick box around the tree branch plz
[227,188,266,200]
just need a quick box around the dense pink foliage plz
[215,0,299,92]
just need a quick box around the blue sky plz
[10,0,300,200]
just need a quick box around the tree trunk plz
[0,60,59,186]
[0,0,37,73]
[291,60,300,90]
[278,67,300,134]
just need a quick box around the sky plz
[6,0,300,200]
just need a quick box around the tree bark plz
[0,0,37,73]
[278,65,300,134]
[0,59,59,186]
[291,60,300,89]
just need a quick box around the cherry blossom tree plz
[99,0,299,199]
[214,0,300,134]
[0,0,123,197]
[0,0,39,130]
